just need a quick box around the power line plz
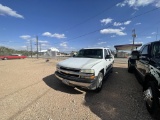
[4,6,158,50]
[51,7,160,46]
[62,0,123,32]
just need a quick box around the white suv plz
[55,47,114,92]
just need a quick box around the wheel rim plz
[98,73,103,88]
[144,87,153,108]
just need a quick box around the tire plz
[128,62,132,73]
[144,81,159,118]
[4,58,7,60]
[95,72,104,93]
[110,64,113,73]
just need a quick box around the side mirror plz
[131,51,140,60]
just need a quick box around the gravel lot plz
[0,58,156,120]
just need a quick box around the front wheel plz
[95,72,104,93]
[144,81,159,118]
[128,62,132,73]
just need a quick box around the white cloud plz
[130,41,143,44]
[21,46,27,48]
[20,35,31,40]
[120,27,126,30]
[0,4,24,18]
[42,32,66,39]
[111,35,116,37]
[155,1,160,7]
[146,36,152,38]
[60,42,67,47]
[151,32,156,34]
[53,33,66,39]
[100,28,127,36]
[116,0,158,8]
[116,2,126,7]
[42,32,52,37]
[100,18,113,25]
[135,0,155,7]
[113,21,131,26]
[113,22,123,26]
[41,44,49,47]
[124,20,131,25]
[39,40,48,43]
[135,22,141,25]
[97,42,107,45]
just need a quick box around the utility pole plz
[132,29,136,51]
[30,39,32,58]
[36,36,38,59]
[39,43,41,56]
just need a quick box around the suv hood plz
[58,57,102,69]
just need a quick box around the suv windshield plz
[152,42,160,58]
[76,49,103,59]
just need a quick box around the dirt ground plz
[0,58,155,120]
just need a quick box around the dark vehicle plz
[128,50,139,73]
[134,40,160,118]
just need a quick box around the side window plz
[152,43,160,57]
[107,49,111,55]
[139,46,145,53]
[104,49,109,57]
[141,45,148,55]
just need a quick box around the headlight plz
[80,69,95,79]
[80,69,95,73]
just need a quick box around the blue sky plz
[0,0,160,52]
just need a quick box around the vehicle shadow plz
[83,67,155,120]
[43,67,156,120]
[43,74,83,94]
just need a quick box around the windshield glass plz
[152,42,160,58]
[76,49,103,59]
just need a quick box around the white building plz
[48,47,59,52]
[43,47,59,58]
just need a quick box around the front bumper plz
[55,71,98,90]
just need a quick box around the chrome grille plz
[60,71,79,77]
[59,66,80,78]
